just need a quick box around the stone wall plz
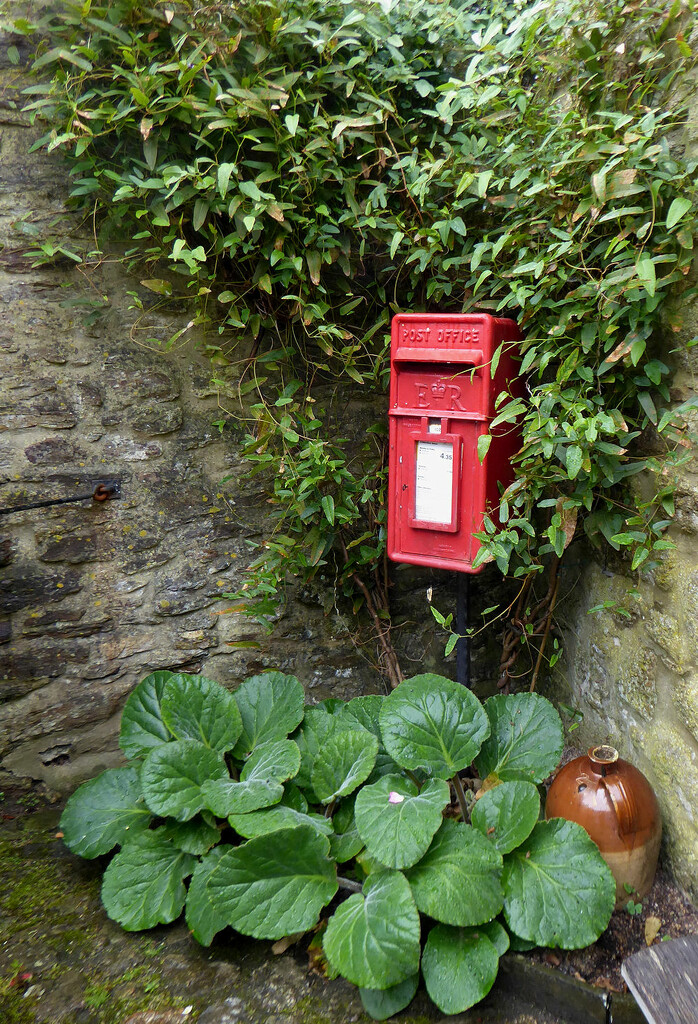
[0,26,384,793]
[545,69,698,903]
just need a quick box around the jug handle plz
[602,775,638,838]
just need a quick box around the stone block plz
[24,437,87,465]
[129,402,183,435]
[109,365,180,406]
[618,646,658,721]
[645,611,690,675]
[640,722,698,903]
[673,674,698,743]
[36,529,100,564]
[0,566,82,612]
[0,536,14,566]
[101,437,163,461]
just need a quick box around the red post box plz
[387,313,523,573]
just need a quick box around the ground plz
[0,786,691,1024]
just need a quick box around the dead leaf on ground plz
[645,915,662,945]
[271,931,305,955]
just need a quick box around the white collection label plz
[414,441,453,524]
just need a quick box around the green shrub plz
[14,0,698,624]
[61,670,615,1017]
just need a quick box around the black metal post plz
[456,572,471,687]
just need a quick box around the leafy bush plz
[61,670,615,1017]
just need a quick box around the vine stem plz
[529,569,560,693]
[452,772,469,822]
[337,876,362,893]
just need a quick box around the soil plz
[528,867,698,992]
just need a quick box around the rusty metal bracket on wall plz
[0,480,122,516]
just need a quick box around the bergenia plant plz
[61,671,615,1018]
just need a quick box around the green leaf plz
[202,739,299,816]
[421,924,499,1014]
[471,780,540,854]
[120,671,174,758]
[379,674,490,779]
[239,180,263,200]
[638,390,657,424]
[360,974,418,1020]
[157,816,220,855]
[354,774,449,869]
[60,766,151,858]
[566,445,583,479]
[161,673,242,753]
[477,434,492,463]
[233,672,305,757]
[217,162,236,198]
[321,494,335,525]
[101,832,195,931]
[141,740,228,822]
[338,696,398,780]
[666,197,692,229]
[292,707,340,792]
[404,819,503,927]
[312,728,378,803]
[229,804,333,839]
[502,819,615,948]
[330,797,365,862]
[323,870,421,989]
[474,693,563,784]
[208,826,337,940]
[185,845,230,946]
[479,919,510,956]
[636,256,656,297]
[389,232,404,259]
[202,775,281,818]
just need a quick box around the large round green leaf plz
[323,870,421,990]
[120,671,174,758]
[311,727,378,804]
[201,739,299,817]
[471,780,540,854]
[474,693,563,784]
[379,674,490,779]
[141,740,228,822]
[232,671,305,758]
[185,845,231,947]
[228,805,332,839]
[161,673,242,753]
[502,819,615,948]
[157,815,220,855]
[292,706,339,792]
[101,831,195,931]
[360,974,418,1021]
[404,819,503,927]
[339,695,399,780]
[354,774,449,869]
[421,924,499,1014]
[207,825,337,940]
[60,766,151,858]
[241,737,301,783]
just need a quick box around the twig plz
[452,773,469,822]
[529,571,560,693]
[337,876,362,893]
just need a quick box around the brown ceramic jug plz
[545,745,661,909]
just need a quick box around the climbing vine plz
[9,0,698,683]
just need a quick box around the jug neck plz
[587,745,619,778]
